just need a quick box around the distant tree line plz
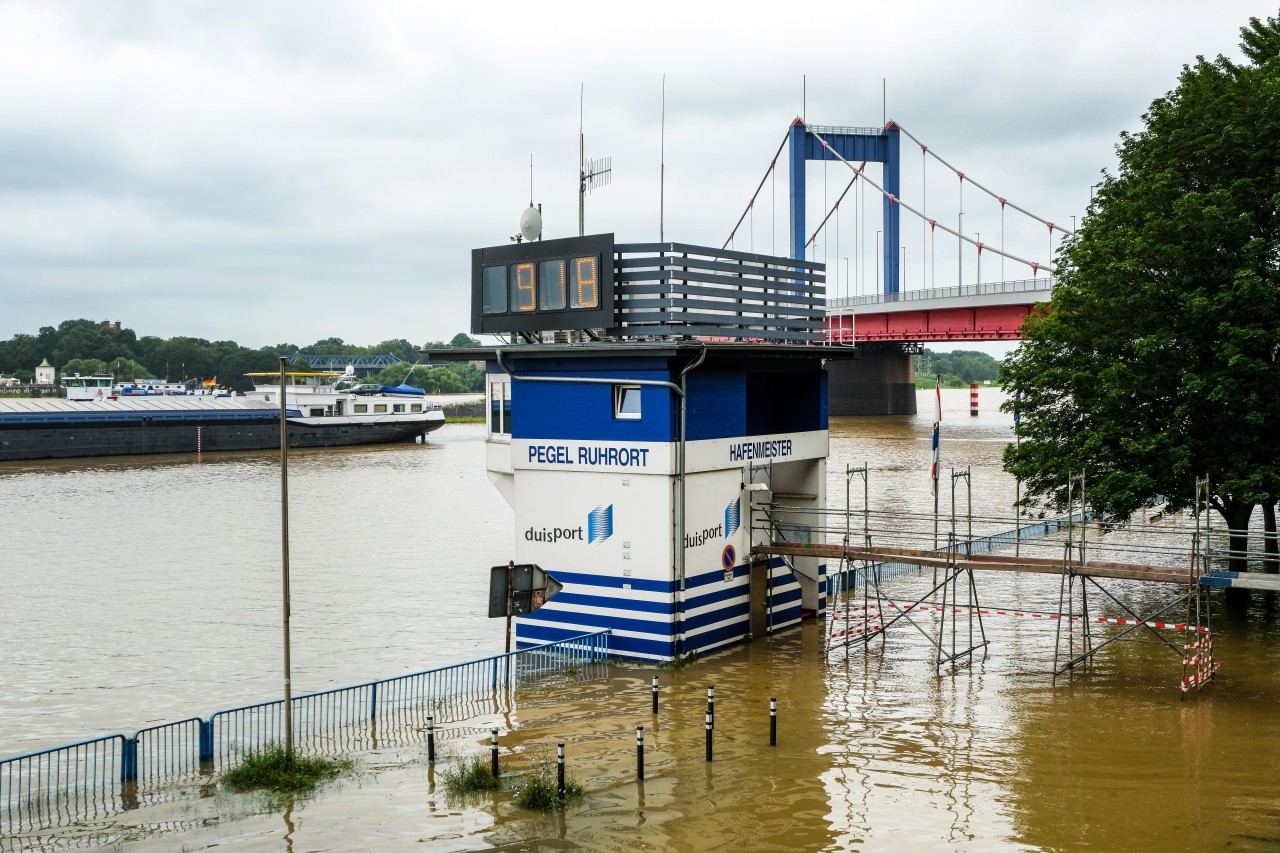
[915,349,1000,387]
[0,319,485,394]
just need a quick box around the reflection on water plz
[3,396,1280,851]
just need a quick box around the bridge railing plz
[826,276,1055,311]
[0,630,611,835]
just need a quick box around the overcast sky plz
[0,1,1271,354]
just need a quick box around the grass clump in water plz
[510,769,584,812]
[442,754,503,795]
[222,745,351,796]
[658,650,698,671]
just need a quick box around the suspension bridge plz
[723,118,1074,413]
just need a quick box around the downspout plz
[493,344,707,660]
[676,343,709,657]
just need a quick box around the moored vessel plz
[0,369,444,462]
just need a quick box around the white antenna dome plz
[519,205,543,242]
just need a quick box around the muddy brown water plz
[2,391,1278,851]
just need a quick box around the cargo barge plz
[0,370,445,462]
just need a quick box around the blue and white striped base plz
[515,558,819,662]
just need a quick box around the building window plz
[488,376,512,437]
[393,403,406,413]
[614,385,641,420]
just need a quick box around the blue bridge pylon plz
[789,119,901,297]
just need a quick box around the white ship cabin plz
[62,374,115,401]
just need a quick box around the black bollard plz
[705,711,713,762]
[636,726,645,780]
[557,742,565,799]
[490,728,500,779]
[651,674,659,714]
[707,685,715,729]
[769,698,777,747]
[427,715,436,763]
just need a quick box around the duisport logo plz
[525,504,613,545]
[684,498,739,549]
[587,504,613,544]
[725,497,741,537]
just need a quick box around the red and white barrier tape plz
[1180,662,1219,692]
[832,601,1211,632]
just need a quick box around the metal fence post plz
[121,736,138,783]
[370,682,378,721]
[490,728,500,779]
[199,719,214,763]
[636,726,644,780]
[557,742,565,798]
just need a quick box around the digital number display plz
[471,234,614,335]
[571,257,598,308]
[512,262,536,312]
[539,259,566,310]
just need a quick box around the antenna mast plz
[578,84,612,236]
[660,74,666,243]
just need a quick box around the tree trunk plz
[1215,498,1255,574]
[1264,503,1278,574]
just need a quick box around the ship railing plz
[0,630,611,834]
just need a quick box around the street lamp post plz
[875,231,882,298]
[278,357,294,762]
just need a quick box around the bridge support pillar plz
[827,351,917,416]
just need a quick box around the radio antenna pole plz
[578,84,611,237]
[660,74,666,243]
[579,86,585,236]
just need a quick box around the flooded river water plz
[2,390,1278,851]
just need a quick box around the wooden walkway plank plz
[753,541,1193,586]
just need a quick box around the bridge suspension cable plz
[804,122,1058,277]
[723,130,791,250]
[804,162,868,249]
[892,121,1074,238]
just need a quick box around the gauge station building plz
[430,233,853,662]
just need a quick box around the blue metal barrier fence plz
[1,630,610,833]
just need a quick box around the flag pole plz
[1014,391,1021,559]
[932,374,941,552]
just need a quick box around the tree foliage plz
[0,320,486,393]
[1001,13,1280,545]
[917,349,1000,386]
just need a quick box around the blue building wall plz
[497,355,828,443]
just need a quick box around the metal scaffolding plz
[753,466,1221,692]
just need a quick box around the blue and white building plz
[444,235,845,662]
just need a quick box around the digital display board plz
[471,233,615,334]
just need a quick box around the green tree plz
[61,357,109,376]
[107,358,155,381]
[1001,13,1280,570]
[448,333,480,348]
[0,333,40,375]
